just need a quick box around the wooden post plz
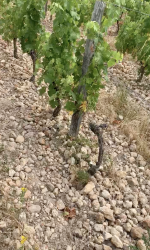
[69,1,105,137]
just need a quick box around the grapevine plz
[2,0,147,136]
[115,0,150,82]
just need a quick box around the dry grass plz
[96,87,150,161]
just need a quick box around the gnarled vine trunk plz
[45,1,48,15]
[53,98,62,117]
[69,110,84,137]
[88,123,107,175]
[13,38,18,59]
[136,62,146,82]
[69,1,106,137]
[116,12,123,33]
[52,83,62,117]
[29,50,37,83]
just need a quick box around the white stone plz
[66,246,72,250]
[24,224,35,235]
[24,190,32,199]
[81,147,88,154]
[104,232,112,240]
[19,171,26,180]
[20,158,28,167]
[0,221,6,228]
[100,206,114,221]
[9,169,16,177]
[124,223,132,232]
[124,200,133,209]
[68,157,75,165]
[16,135,24,143]
[24,166,32,173]
[111,235,123,248]
[129,157,135,163]
[12,228,20,239]
[19,212,27,223]
[28,205,41,213]
[16,165,23,172]
[92,200,100,211]
[94,224,104,232]
[83,182,95,194]
[131,152,138,158]
[101,190,111,199]
[56,199,65,210]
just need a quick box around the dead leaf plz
[112,119,121,125]
[63,207,76,220]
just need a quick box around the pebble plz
[111,235,123,248]
[83,182,95,194]
[103,245,112,250]
[73,229,82,238]
[96,213,105,223]
[24,166,32,173]
[24,224,35,235]
[101,190,111,199]
[12,228,20,239]
[28,205,41,213]
[94,224,104,232]
[19,212,27,223]
[24,190,32,199]
[16,135,24,143]
[56,199,65,210]
[16,165,23,172]
[131,226,144,239]
[142,216,150,228]
[9,169,16,177]
[38,138,45,145]
[129,157,135,163]
[0,221,6,228]
[104,232,112,240]
[92,200,100,211]
[124,223,132,232]
[137,240,146,250]
[100,206,115,221]
[66,246,72,250]
[19,171,26,180]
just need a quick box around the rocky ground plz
[0,24,150,250]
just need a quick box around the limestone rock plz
[102,190,111,199]
[94,224,104,232]
[142,216,150,228]
[9,169,16,177]
[131,226,144,239]
[24,224,35,235]
[16,135,24,143]
[38,138,45,145]
[83,182,95,194]
[28,205,41,213]
[73,229,82,238]
[96,213,105,223]
[0,221,6,228]
[111,235,123,248]
[137,240,146,250]
[100,206,115,221]
[56,199,65,210]
[103,245,112,250]
[92,200,100,211]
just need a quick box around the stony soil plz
[0,24,150,250]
